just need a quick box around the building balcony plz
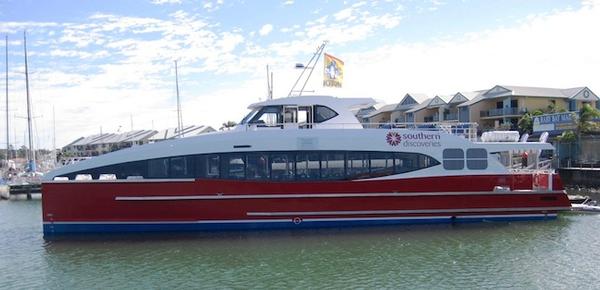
[480,107,525,118]
[443,113,458,121]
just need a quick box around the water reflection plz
[40,220,582,289]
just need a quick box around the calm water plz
[1,200,600,289]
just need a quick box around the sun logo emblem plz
[386,131,402,146]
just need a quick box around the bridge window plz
[249,106,282,126]
[314,105,338,123]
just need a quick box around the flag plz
[323,53,344,88]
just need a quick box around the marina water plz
[2,200,599,289]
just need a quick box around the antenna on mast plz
[287,41,327,97]
[266,65,273,100]
[174,60,184,138]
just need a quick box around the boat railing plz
[243,122,479,141]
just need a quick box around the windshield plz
[240,108,259,124]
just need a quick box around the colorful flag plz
[323,53,344,88]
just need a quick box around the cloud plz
[259,24,274,36]
[3,1,600,150]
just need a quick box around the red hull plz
[41,174,571,234]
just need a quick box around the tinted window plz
[148,158,169,178]
[347,152,369,179]
[205,155,220,178]
[271,153,295,181]
[466,148,488,170]
[117,161,147,179]
[247,153,269,180]
[314,105,338,123]
[170,156,194,178]
[223,154,245,179]
[443,148,464,170]
[321,152,345,180]
[296,152,320,180]
[370,152,394,177]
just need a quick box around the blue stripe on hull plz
[43,215,557,235]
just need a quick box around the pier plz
[0,184,42,200]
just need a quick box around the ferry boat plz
[42,96,571,235]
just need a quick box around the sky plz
[0,0,599,149]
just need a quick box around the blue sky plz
[0,0,598,149]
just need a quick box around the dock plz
[0,183,42,200]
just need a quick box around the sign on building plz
[533,112,577,133]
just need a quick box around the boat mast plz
[4,35,8,165]
[287,41,327,97]
[174,60,183,138]
[23,31,35,172]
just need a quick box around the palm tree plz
[220,121,238,131]
[518,109,544,134]
[576,103,600,136]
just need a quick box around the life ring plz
[293,217,302,224]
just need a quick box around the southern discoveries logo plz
[386,131,441,147]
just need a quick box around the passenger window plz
[271,153,295,180]
[314,105,338,123]
[466,148,488,170]
[148,158,169,178]
[223,154,246,179]
[443,149,464,170]
[206,155,220,178]
[170,156,194,178]
[118,161,147,179]
[247,153,269,180]
[370,152,394,177]
[347,152,369,179]
[321,152,345,180]
[296,152,320,180]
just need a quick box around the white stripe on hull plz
[246,206,570,217]
[115,190,566,201]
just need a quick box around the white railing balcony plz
[242,122,479,141]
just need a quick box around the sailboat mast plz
[175,60,183,138]
[24,31,35,172]
[4,35,8,164]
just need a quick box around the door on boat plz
[283,106,298,129]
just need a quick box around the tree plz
[518,109,544,134]
[220,121,238,131]
[576,103,600,135]
[546,102,566,114]
[555,130,577,143]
